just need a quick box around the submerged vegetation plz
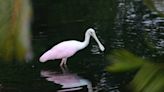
[0,0,33,62]
[106,50,164,92]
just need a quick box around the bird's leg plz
[60,58,67,67]
[60,59,64,66]
[63,58,67,65]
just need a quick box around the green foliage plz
[130,63,164,92]
[106,50,144,73]
[0,0,32,62]
[106,50,164,92]
[144,0,156,11]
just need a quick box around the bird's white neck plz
[77,28,105,51]
[79,31,91,50]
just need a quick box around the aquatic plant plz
[106,50,164,92]
[0,0,33,62]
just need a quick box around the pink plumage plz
[40,40,81,61]
[39,28,105,66]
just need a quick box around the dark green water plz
[0,0,163,92]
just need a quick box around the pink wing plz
[49,40,81,59]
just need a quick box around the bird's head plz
[87,28,96,36]
[87,28,105,51]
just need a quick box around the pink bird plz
[39,28,105,66]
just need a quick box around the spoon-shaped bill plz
[91,32,105,51]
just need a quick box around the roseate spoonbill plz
[39,28,105,66]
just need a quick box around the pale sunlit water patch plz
[91,45,101,54]
[153,0,164,13]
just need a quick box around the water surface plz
[0,0,163,92]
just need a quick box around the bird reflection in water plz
[40,66,93,92]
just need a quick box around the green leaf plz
[130,63,164,92]
[106,50,144,73]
